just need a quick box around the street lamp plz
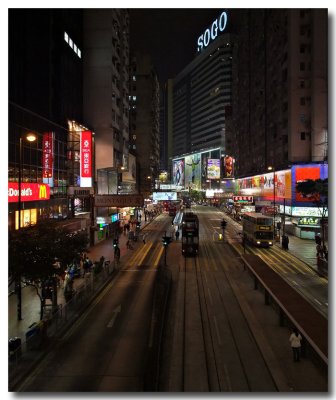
[16,132,37,320]
[267,165,276,241]
[18,133,37,230]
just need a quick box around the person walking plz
[289,328,302,362]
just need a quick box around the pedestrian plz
[289,328,302,362]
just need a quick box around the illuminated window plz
[64,32,69,43]
[69,38,73,49]
[77,49,81,58]
[74,44,78,53]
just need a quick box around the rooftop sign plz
[197,11,228,52]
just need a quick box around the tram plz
[181,212,199,256]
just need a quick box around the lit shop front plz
[235,163,328,239]
[8,182,51,230]
[93,194,144,244]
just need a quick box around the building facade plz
[8,9,86,231]
[83,9,131,191]
[172,32,234,157]
[129,53,160,197]
[231,9,328,177]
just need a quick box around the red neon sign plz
[8,183,50,203]
[80,131,92,178]
[42,132,53,179]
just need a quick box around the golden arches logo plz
[39,184,47,199]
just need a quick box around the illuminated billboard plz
[153,192,177,201]
[8,183,50,202]
[185,154,201,190]
[172,159,184,187]
[222,155,234,178]
[80,130,92,187]
[207,159,220,179]
[42,132,54,187]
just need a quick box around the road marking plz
[314,298,322,306]
[107,305,121,328]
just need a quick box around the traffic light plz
[162,236,172,247]
[221,219,227,229]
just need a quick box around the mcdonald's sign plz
[8,183,50,203]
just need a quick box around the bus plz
[242,212,274,247]
[181,212,199,256]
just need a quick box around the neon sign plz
[197,11,228,52]
[80,130,92,187]
[8,183,50,202]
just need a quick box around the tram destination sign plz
[94,194,144,208]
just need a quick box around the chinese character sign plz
[80,131,92,187]
[42,132,54,187]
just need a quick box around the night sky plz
[129,8,230,83]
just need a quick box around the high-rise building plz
[232,9,328,177]
[129,53,160,197]
[83,9,131,194]
[172,31,234,157]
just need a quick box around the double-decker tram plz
[181,212,199,256]
[242,212,274,247]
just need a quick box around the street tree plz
[296,178,328,247]
[9,221,89,319]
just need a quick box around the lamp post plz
[16,132,37,320]
[267,165,276,241]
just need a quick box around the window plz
[132,75,136,81]
[300,80,305,88]
[300,62,305,71]
[301,132,306,140]
[69,38,73,49]
[77,49,81,58]
[300,97,306,106]
[300,44,305,53]
[64,32,69,43]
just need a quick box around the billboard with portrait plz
[185,154,201,190]
[172,159,185,187]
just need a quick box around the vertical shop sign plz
[42,132,54,187]
[80,130,92,187]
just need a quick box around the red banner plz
[8,183,50,203]
[42,132,53,179]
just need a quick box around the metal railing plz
[9,260,118,390]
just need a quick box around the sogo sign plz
[197,11,228,52]
[8,183,50,203]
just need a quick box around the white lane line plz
[314,298,322,306]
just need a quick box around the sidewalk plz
[8,216,156,341]
[274,233,328,277]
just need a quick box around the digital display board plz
[207,159,220,179]
[152,192,177,201]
